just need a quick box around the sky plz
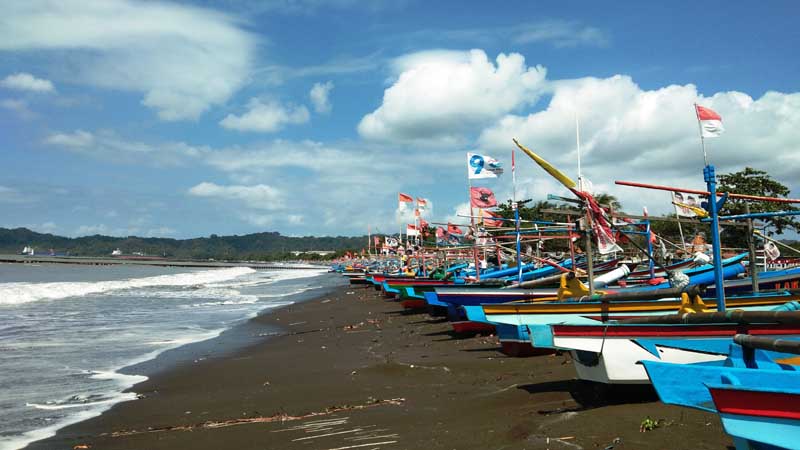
[1,0,799,239]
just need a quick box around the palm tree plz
[593,193,622,211]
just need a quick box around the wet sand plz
[28,282,732,449]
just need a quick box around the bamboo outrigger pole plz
[614,180,800,204]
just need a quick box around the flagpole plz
[512,147,523,283]
[694,103,726,311]
[694,102,709,166]
[671,193,687,253]
[468,176,481,281]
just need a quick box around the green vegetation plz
[0,228,370,261]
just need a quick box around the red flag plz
[398,192,413,203]
[419,218,429,236]
[696,105,721,121]
[573,190,623,254]
[447,223,463,235]
[406,224,420,236]
[416,197,428,209]
[414,208,420,217]
[470,186,497,208]
[482,210,503,227]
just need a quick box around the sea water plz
[0,263,334,450]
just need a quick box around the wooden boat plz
[546,305,800,384]
[642,335,800,450]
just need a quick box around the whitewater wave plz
[0,267,256,306]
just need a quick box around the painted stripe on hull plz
[552,324,800,338]
[710,387,800,421]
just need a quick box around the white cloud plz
[1,72,54,92]
[479,75,800,216]
[512,20,609,48]
[188,182,284,210]
[0,98,36,118]
[287,214,304,224]
[45,129,95,148]
[44,129,205,166]
[358,49,547,146]
[309,81,334,113]
[220,98,310,132]
[0,1,256,120]
[0,185,31,204]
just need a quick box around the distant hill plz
[0,228,372,260]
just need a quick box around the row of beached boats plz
[332,138,800,449]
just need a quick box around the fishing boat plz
[545,305,800,384]
[642,335,800,450]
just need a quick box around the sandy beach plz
[27,280,733,450]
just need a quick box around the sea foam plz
[0,267,257,305]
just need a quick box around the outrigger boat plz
[642,334,800,450]
[543,305,800,384]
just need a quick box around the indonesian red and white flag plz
[406,224,420,236]
[398,192,413,204]
[416,197,428,210]
[695,105,724,138]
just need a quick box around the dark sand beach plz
[29,280,732,449]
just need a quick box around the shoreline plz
[9,271,339,450]
[26,283,733,450]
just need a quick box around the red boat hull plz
[451,321,495,334]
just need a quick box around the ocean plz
[0,262,335,450]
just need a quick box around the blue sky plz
[1,0,799,239]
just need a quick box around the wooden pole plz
[745,203,759,293]
[615,180,800,204]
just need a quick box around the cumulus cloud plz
[0,0,256,120]
[1,72,54,92]
[220,98,310,132]
[479,75,800,215]
[358,49,546,146]
[309,81,334,113]
[188,182,284,210]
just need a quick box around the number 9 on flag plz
[467,152,504,179]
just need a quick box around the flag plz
[672,191,700,217]
[470,186,497,208]
[447,223,463,235]
[373,236,380,247]
[467,153,504,179]
[765,241,780,261]
[482,209,503,227]
[406,224,420,236]
[573,190,623,254]
[695,105,724,138]
[436,226,446,244]
[398,192,413,208]
[419,218,429,236]
[414,208,420,217]
[385,236,399,247]
[417,197,428,210]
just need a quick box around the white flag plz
[467,153,503,179]
[765,241,780,261]
[672,192,700,217]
